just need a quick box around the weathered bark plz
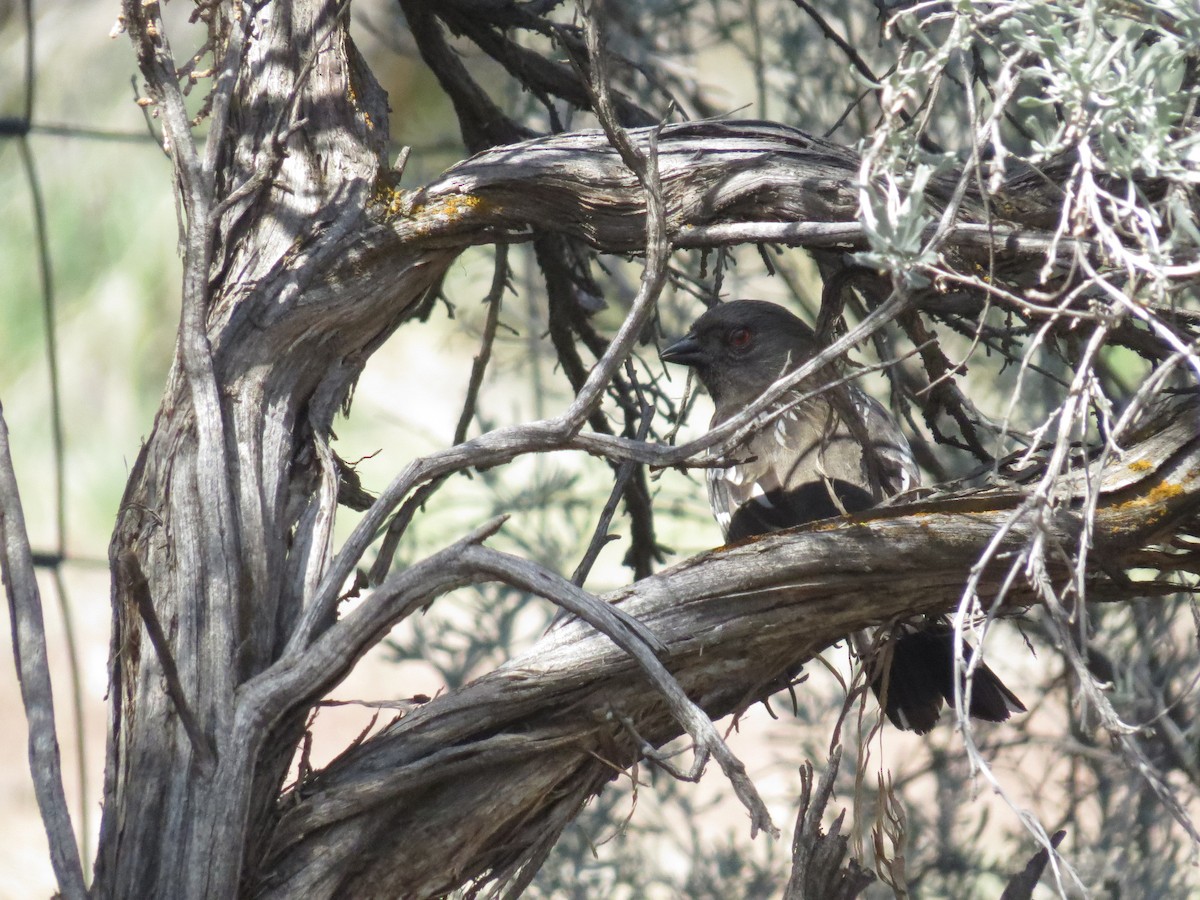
[784,748,876,900]
[250,400,1200,898]
[92,2,1198,897]
[392,119,1076,264]
[99,2,432,896]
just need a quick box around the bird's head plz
[660,300,820,408]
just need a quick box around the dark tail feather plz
[871,631,947,734]
[955,642,1026,723]
[871,626,1025,734]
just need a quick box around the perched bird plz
[661,299,1023,733]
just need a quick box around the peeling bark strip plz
[388,120,1073,264]
[255,401,1200,898]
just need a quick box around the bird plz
[660,299,1024,733]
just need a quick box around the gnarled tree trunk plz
[55,1,1197,897]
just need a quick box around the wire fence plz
[3,0,103,869]
[3,0,201,872]
[2,5,478,876]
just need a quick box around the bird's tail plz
[869,625,1025,734]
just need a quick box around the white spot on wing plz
[774,418,788,447]
[749,482,774,507]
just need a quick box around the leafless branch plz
[255,398,1200,895]
[784,746,876,900]
[572,381,654,587]
[1000,829,1067,900]
[0,404,87,899]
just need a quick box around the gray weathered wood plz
[253,401,1200,898]
[390,120,1068,267]
[88,1,1196,897]
[0,404,87,898]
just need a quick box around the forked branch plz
[255,400,1200,898]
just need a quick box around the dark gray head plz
[660,300,819,408]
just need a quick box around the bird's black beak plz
[660,333,703,367]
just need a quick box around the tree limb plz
[254,399,1200,898]
[0,403,87,899]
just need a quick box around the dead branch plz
[1000,830,1067,900]
[253,399,1200,898]
[784,747,876,900]
[0,404,87,899]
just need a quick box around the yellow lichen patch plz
[809,520,846,532]
[346,76,374,130]
[400,193,494,234]
[370,177,411,219]
[1107,478,1185,512]
[410,193,488,221]
[1147,480,1185,503]
[1128,458,1154,473]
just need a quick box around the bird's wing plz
[705,423,791,541]
[707,397,878,541]
[845,388,921,499]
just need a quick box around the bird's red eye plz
[728,326,753,350]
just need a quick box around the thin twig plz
[572,383,653,587]
[0,404,87,899]
[789,0,881,87]
[368,244,510,586]
[673,219,1099,260]
[455,244,509,444]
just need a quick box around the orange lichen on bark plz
[1108,479,1185,511]
[346,78,373,130]
[370,175,408,218]
[1102,478,1186,536]
[409,193,488,222]
[375,189,491,227]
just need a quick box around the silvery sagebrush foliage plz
[854,1,1200,894]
